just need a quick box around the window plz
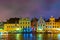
[11,26,12,28]
[20,23,22,24]
[17,26,19,28]
[55,23,56,25]
[28,26,29,28]
[53,26,54,28]
[55,26,56,28]
[12,26,13,28]
[27,26,28,28]
[23,26,24,28]
[28,22,30,24]
[21,26,22,28]
[7,26,9,28]
[43,25,45,26]
[26,22,27,24]
[53,23,54,25]
[50,23,51,25]
[41,24,42,26]
[57,26,59,28]
[46,26,47,28]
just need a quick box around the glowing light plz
[16,28,19,30]
[0,28,3,30]
[37,26,43,30]
[56,28,60,30]
[0,32,3,35]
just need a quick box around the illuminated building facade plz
[4,24,20,31]
[46,16,60,31]
[19,17,31,28]
[31,17,38,31]
[4,18,20,32]
[19,17,31,32]
[2,16,60,32]
[37,17,46,32]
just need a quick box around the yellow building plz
[19,17,31,28]
[4,24,20,31]
[46,16,60,32]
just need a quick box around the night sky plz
[0,0,60,21]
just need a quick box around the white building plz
[37,17,46,32]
